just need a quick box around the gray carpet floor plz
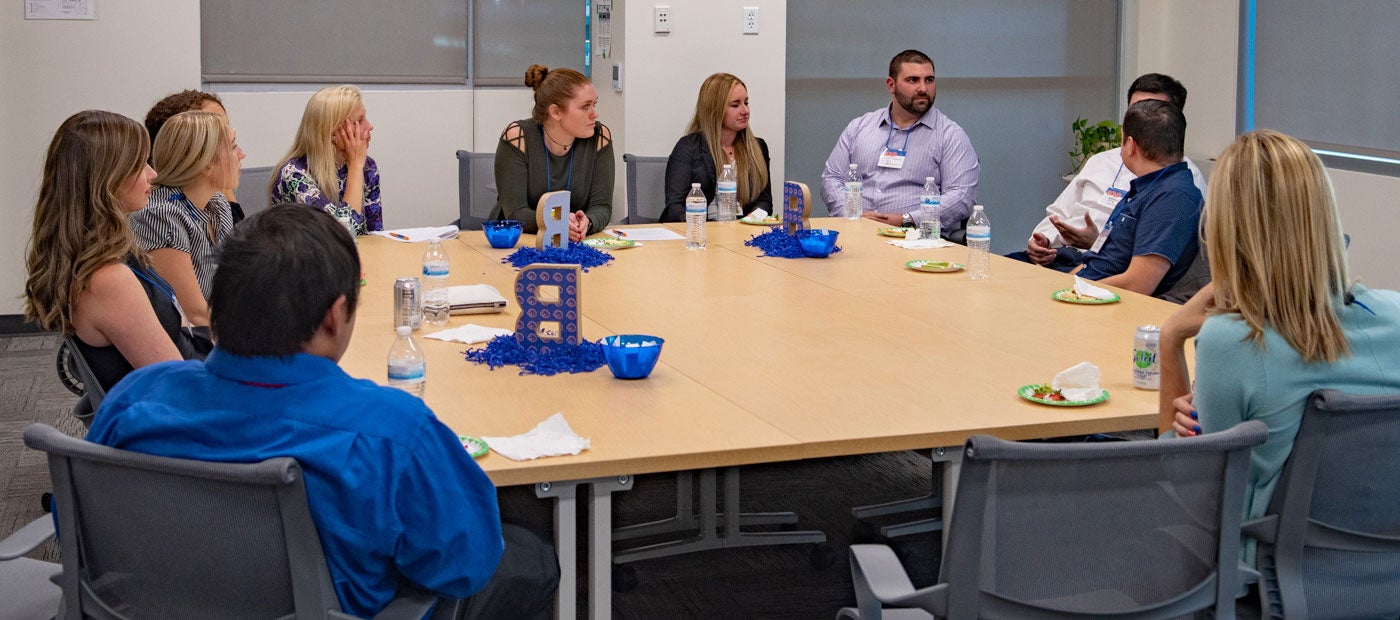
[0,333,944,619]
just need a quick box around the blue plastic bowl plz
[483,220,523,248]
[600,335,664,380]
[796,229,839,258]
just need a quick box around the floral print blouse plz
[272,155,383,233]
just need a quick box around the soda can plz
[1133,325,1161,390]
[393,277,422,330]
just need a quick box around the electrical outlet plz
[743,7,759,34]
[654,6,672,33]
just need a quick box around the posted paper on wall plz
[27,0,95,20]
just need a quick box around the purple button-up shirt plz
[821,104,979,230]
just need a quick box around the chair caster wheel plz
[612,564,638,592]
[809,543,839,570]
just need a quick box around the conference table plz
[341,217,1181,618]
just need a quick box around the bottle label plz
[686,199,707,214]
[388,365,426,381]
[423,265,449,277]
[717,181,737,192]
[967,225,990,240]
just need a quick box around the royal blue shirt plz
[87,348,504,618]
[1077,161,1203,295]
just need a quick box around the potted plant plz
[1066,117,1122,180]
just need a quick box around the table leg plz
[588,475,633,619]
[936,446,962,553]
[535,481,579,620]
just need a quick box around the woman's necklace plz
[543,126,573,155]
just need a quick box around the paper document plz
[371,226,460,243]
[607,227,685,241]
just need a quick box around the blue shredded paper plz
[502,244,615,271]
[464,335,606,376]
[744,228,842,259]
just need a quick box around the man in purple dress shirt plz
[821,49,980,238]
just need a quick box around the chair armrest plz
[0,515,56,560]
[371,587,442,620]
[850,544,917,602]
[1237,563,1261,585]
[1241,514,1278,544]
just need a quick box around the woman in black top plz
[661,73,773,222]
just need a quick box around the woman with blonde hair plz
[25,110,195,394]
[1160,129,1400,521]
[272,85,381,233]
[130,110,243,328]
[492,64,612,240]
[661,72,771,222]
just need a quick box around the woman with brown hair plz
[1160,129,1400,523]
[25,111,196,393]
[661,72,772,222]
[491,64,613,241]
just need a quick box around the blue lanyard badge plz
[878,124,910,170]
[1096,164,1128,209]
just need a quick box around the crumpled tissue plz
[481,413,591,461]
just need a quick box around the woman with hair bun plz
[661,72,772,222]
[491,64,613,240]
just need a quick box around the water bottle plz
[967,204,991,280]
[421,240,450,326]
[844,164,862,220]
[685,183,707,250]
[716,164,739,222]
[387,325,426,398]
[918,177,941,240]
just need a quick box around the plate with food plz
[582,237,637,250]
[906,259,964,273]
[878,227,913,238]
[1052,288,1121,304]
[739,215,782,226]
[1018,384,1110,407]
[458,435,490,458]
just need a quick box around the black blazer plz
[661,133,773,223]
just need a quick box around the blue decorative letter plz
[782,181,812,235]
[514,264,581,354]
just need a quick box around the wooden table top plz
[340,219,1180,486]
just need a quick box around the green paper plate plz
[1017,384,1110,407]
[906,259,964,273]
[458,435,490,458]
[1052,288,1121,304]
[739,217,782,226]
[582,237,637,249]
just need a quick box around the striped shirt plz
[821,104,979,231]
[129,185,233,301]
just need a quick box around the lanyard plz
[129,260,196,331]
[884,122,912,153]
[1108,163,1126,188]
[541,126,574,193]
[171,190,221,245]
[1109,165,1173,222]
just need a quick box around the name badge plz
[877,148,906,169]
[1096,186,1127,209]
[1090,220,1114,254]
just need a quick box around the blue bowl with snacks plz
[600,335,664,380]
[483,220,523,249]
[796,229,839,258]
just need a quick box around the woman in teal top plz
[1159,130,1400,526]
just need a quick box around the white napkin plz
[903,228,923,241]
[1052,362,1104,402]
[886,238,954,250]
[424,324,512,344]
[448,285,508,314]
[481,413,591,461]
[747,208,770,220]
[370,226,460,243]
[1073,275,1114,300]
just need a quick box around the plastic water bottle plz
[387,325,426,398]
[421,240,450,326]
[844,163,862,220]
[685,183,707,250]
[967,204,991,280]
[919,177,941,240]
[716,164,739,222]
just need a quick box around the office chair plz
[622,153,669,224]
[237,166,276,219]
[455,150,498,230]
[1242,390,1400,620]
[840,420,1267,619]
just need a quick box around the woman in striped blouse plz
[129,110,244,327]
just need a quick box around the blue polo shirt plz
[87,348,504,618]
[1077,161,1203,296]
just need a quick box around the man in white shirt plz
[1010,74,1206,271]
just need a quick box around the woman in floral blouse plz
[270,85,382,233]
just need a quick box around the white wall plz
[1124,0,1400,290]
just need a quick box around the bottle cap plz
[849,163,858,169]
[396,325,411,336]
[692,183,701,188]
[973,204,985,211]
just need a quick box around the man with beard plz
[821,49,979,239]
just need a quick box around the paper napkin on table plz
[1073,276,1114,300]
[447,284,508,314]
[370,226,460,243]
[887,237,954,250]
[424,324,512,345]
[747,208,770,220]
[481,413,591,461]
[1052,362,1104,402]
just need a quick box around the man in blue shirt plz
[1073,99,1203,297]
[87,205,556,618]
